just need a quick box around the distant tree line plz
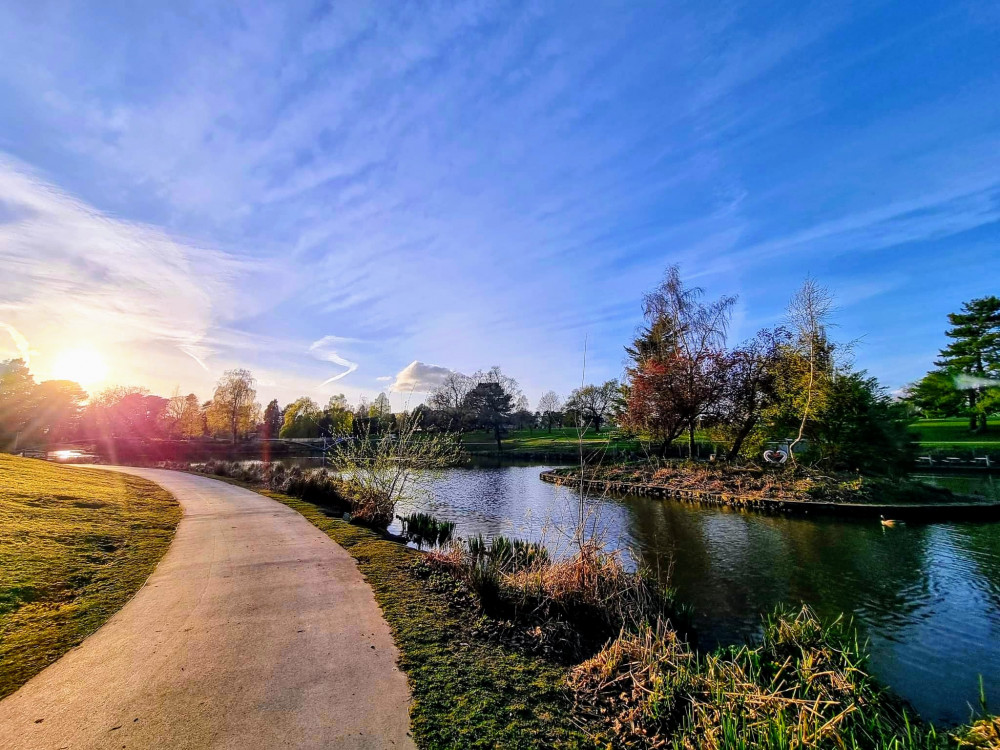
[5,280,990,468]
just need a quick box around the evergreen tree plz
[262,399,283,439]
[935,296,1000,431]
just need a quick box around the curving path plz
[0,468,414,750]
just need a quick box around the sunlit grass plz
[0,454,179,698]
[909,418,999,448]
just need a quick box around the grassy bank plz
[201,468,996,749]
[253,487,600,748]
[461,420,1000,459]
[0,454,179,699]
[549,461,969,506]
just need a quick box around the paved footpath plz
[0,468,415,750]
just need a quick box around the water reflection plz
[385,463,1000,726]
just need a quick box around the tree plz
[321,394,353,435]
[164,391,188,437]
[0,359,37,448]
[427,372,473,411]
[370,392,391,418]
[714,328,789,461]
[903,371,966,418]
[786,279,836,462]
[471,366,522,405]
[565,380,619,433]
[280,397,322,438]
[812,371,915,475]
[354,396,371,421]
[84,386,167,439]
[178,393,205,438]
[536,391,562,432]
[207,369,260,443]
[624,266,735,456]
[623,357,691,455]
[33,380,88,443]
[463,381,513,452]
[935,296,1000,431]
[262,399,283,439]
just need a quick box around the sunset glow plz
[51,348,109,387]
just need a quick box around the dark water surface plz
[386,464,1000,727]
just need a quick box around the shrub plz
[196,461,349,513]
[331,412,463,528]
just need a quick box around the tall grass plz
[430,535,680,659]
[397,512,456,549]
[571,605,957,750]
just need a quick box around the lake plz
[383,463,1000,727]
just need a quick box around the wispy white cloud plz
[309,335,360,385]
[0,157,257,386]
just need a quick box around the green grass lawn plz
[464,420,1000,456]
[0,454,180,699]
[908,418,1000,450]
[461,427,641,456]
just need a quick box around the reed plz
[397,512,456,549]
[571,605,952,750]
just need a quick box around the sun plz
[51,348,109,386]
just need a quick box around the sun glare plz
[51,347,109,386]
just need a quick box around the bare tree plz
[471,366,523,404]
[354,395,371,421]
[536,391,562,432]
[427,371,473,410]
[786,279,835,461]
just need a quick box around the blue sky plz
[1,0,997,409]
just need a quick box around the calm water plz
[383,464,1000,727]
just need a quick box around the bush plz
[331,413,463,528]
[196,461,350,513]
